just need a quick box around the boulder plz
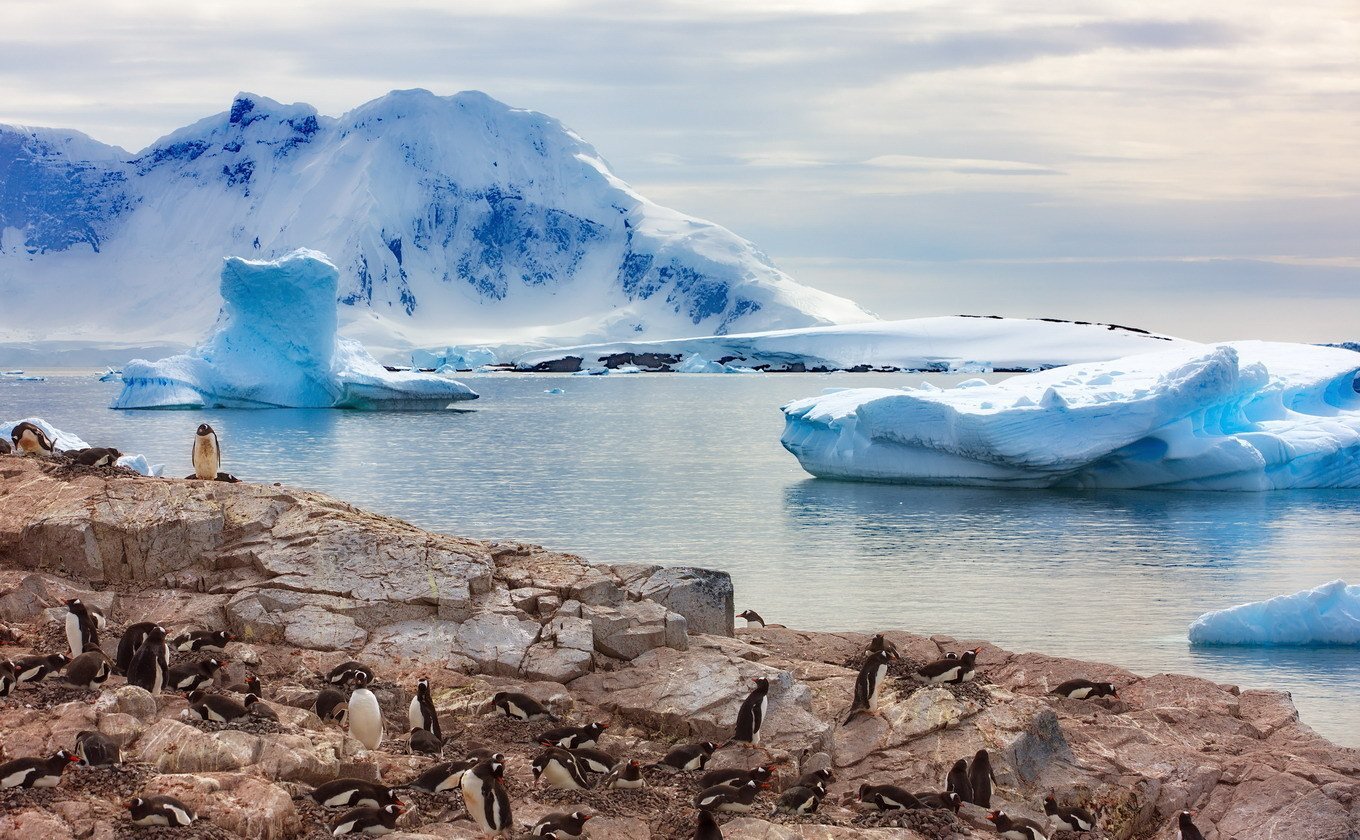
[522,615,595,682]
[143,772,300,839]
[633,565,735,637]
[583,600,688,661]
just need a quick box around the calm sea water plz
[5,371,1359,745]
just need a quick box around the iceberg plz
[780,341,1360,490]
[1,417,161,476]
[112,250,478,409]
[1189,581,1360,646]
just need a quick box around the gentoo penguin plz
[532,747,591,790]
[226,673,263,695]
[316,686,349,724]
[461,757,513,837]
[127,795,197,827]
[1177,810,1205,840]
[700,764,778,789]
[307,779,402,808]
[531,811,593,838]
[348,670,383,750]
[0,750,80,788]
[64,650,112,688]
[328,660,374,685]
[74,730,120,766]
[733,677,770,745]
[796,768,834,793]
[403,758,480,794]
[64,598,100,659]
[916,648,981,684]
[127,624,169,694]
[845,648,897,724]
[1044,794,1096,832]
[117,621,158,674]
[245,693,279,721]
[538,721,608,750]
[11,421,57,455]
[12,653,69,684]
[987,809,1050,840]
[166,656,226,692]
[695,778,766,813]
[914,791,963,812]
[185,689,248,723]
[969,748,996,807]
[859,783,924,811]
[492,690,557,721]
[409,727,442,755]
[946,758,973,803]
[1051,678,1118,700]
[409,677,441,740]
[192,423,221,480]
[69,447,122,467]
[600,758,645,789]
[867,633,899,657]
[651,741,717,772]
[568,746,616,774]
[737,609,765,628]
[171,629,234,653]
[695,809,724,840]
[776,785,823,814]
[0,659,14,696]
[330,803,404,836]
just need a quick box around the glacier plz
[1189,581,1360,646]
[780,341,1360,490]
[111,250,478,410]
[1,417,160,476]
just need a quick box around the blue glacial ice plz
[112,250,478,409]
[1189,581,1360,646]
[780,341,1360,490]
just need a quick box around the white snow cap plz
[1189,581,1360,646]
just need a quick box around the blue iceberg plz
[112,250,478,409]
[1189,581,1360,646]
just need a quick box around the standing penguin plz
[845,648,897,724]
[694,810,724,840]
[737,610,765,628]
[1177,810,1205,840]
[969,748,996,807]
[64,599,99,660]
[733,677,770,745]
[946,758,973,804]
[409,677,441,740]
[127,625,169,694]
[192,423,220,480]
[64,650,112,689]
[348,671,383,750]
[117,622,158,675]
[461,756,513,837]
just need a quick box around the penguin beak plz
[986,812,998,822]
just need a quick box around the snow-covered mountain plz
[0,90,872,358]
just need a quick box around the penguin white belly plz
[753,695,767,744]
[868,664,887,711]
[506,700,528,720]
[461,775,491,831]
[962,669,977,682]
[1069,686,1092,699]
[542,762,583,789]
[408,696,422,730]
[611,776,644,789]
[150,656,164,695]
[31,773,62,788]
[1,769,33,788]
[193,437,219,480]
[349,689,383,750]
[66,613,83,658]
[331,819,359,836]
[682,755,704,771]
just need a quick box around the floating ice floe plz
[98,368,122,382]
[1189,581,1360,646]
[673,354,762,374]
[544,388,565,395]
[780,341,1360,490]
[111,250,479,409]
[0,417,162,476]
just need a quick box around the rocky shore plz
[1,455,1356,839]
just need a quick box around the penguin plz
[492,690,557,721]
[185,689,249,723]
[796,768,834,794]
[1051,679,1118,700]
[192,423,221,480]
[694,810,724,840]
[402,758,480,794]
[166,656,226,692]
[117,621,158,675]
[776,785,823,815]
[126,624,168,694]
[695,778,766,813]
[328,660,374,685]
[461,757,513,837]
[1044,794,1096,832]
[64,650,112,689]
[12,653,69,684]
[316,686,349,723]
[11,421,57,456]
[537,721,608,750]
[245,693,279,721]
[866,633,899,657]
[171,629,234,653]
[0,659,14,697]
[987,809,1050,839]
[859,783,925,811]
[969,748,996,807]
[330,802,404,836]
[600,758,645,789]
[409,727,442,755]
[74,730,120,766]
[737,609,765,628]
[845,648,897,724]
[568,746,616,774]
[0,750,80,788]
[307,779,402,808]
[348,670,383,750]
[127,795,197,827]
[226,673,263,695]
[916,648,981,684]
[700,764,778,789]
[64,598,99,660]
[532,747,591,790]
[69,447,122,467]
[733,677,770,745]
[914,791,963,812]
[650,741,717,772]
[946,757,973,803]
[531,811,593,838]
[1177,810,1205,840]
[408,677,441,740]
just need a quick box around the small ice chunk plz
[1189,581,1360,646]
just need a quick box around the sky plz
[2,0,1357,342]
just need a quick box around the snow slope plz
[1189,581,1360,646]
[780,341,1360,490]
[112,250,478,409]
[0,90,871,358]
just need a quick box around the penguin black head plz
[943,790,962,811]
[197,423,214,436]
[351,670,371,689]
[751,677,769,689]
[125,797,145,810]
[1103,682,1119,696]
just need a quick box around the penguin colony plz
[0,433,1213,839]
